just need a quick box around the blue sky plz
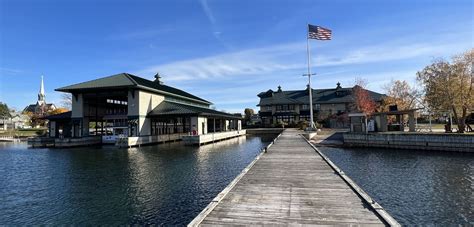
[0,0,472,113]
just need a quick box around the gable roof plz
[56,73,211,105]
[258,86,385,106]
[148,101,241,119]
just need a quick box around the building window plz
[276,115,295,123]
[261,106,271,111]
[289,105,295,111]
[300,115,310,121]
[301,104,309,110]
[314,104,321,110]
[289,115,295,122]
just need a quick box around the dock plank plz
[190,129,397,226]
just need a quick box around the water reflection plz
[319,147,474,225]
[0,134,276,225]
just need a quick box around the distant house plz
[0,112,30,130]
[257,83,385,127]
[0,119,6,130]
[23,76,56,115]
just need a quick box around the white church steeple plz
[37,75,46,105]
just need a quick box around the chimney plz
[154,73,163,85]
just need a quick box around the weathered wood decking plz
[189,129,399,226]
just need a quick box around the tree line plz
[355,48,473,133]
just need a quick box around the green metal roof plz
[56,73,135,90]
[148,101,242,119]
[257,86,386,106]
[56,73,211,104]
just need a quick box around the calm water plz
[319,146,474,225]
[0,135,275,225]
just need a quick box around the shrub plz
[297,120,308,130]
[35,129,47,136]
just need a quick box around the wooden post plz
[408,112,416,132]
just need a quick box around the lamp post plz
[303,73,316,130]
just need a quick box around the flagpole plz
[306,24,315,129]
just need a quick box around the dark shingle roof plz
[148,101,241,119]
[23,104,37,113]
[23,103,56,113]
[258,86,385,106]
[56,73,211,104]
[44,111,72,120]
[126,74,210,104]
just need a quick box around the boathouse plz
[38,73,243,147]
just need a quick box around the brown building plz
[257,83,385,127]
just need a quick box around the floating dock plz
[189,128,399,226]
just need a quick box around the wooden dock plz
[0,136,20,142]
[189,129,399,226]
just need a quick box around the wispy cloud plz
[199,0,216,25]
[106,27,175,40]
[137,42,305,81]
[137,37,468,83]
[0,67,23,75]
[198,0,231,49]
[315,42,462,67]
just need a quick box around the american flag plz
[308,24,332,40]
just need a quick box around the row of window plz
[262,104,321,111]
[106,99,128,105]
[276,105,295,111]
[301,104,321,110]
[105,107,127,115]
[276,115,296,123]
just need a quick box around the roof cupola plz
[154,72,163,85]
[277,85,282,92]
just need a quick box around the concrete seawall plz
[245,128,284,134]
[28,136,102,148]
[343,133,474,152]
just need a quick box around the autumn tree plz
[353,78,376,115]
[352,78,376,133]
[25,111,46,128]
[382,80,421,111]
[417,49,473,133]
[48,108,69,115]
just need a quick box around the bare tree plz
[61,93,72,110]
[382,80,421,111]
